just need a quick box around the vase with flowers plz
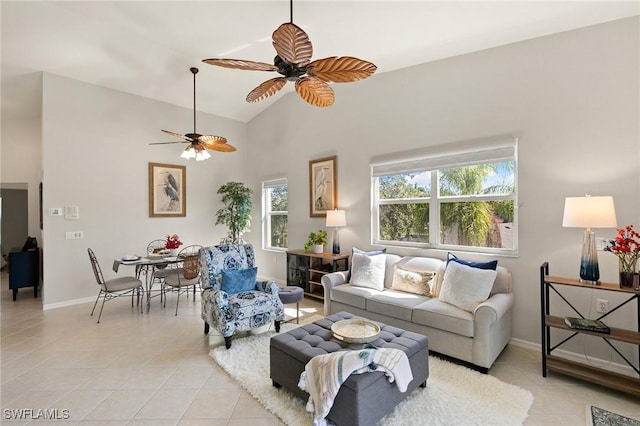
[604,225,640,289]
[165,234,183,257]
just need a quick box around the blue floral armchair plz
[200,244,284,348]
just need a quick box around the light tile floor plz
[1,272,639,425]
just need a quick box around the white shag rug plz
[210,325,534,426]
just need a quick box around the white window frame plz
[262,178,288,252]
[371,138,518,256]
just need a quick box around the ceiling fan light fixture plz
[181,146,197,160]
[196,150,211,161]
[150,67,236,159]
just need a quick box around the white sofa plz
[321,254,513,371]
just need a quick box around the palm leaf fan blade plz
[272,23,312,66]
[199,135,228,144]
[295,77,334,107]
[307,56,377,83]
[202,58,278,72]
[246,77,287,103]
[161,129,194,141]
[207,142,237,153]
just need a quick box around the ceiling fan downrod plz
[190,67,199,134]
[289,0,293,24]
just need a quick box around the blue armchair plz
[200,244,284,348]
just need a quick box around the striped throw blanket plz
[298,348,413,426]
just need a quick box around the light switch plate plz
[49,207,63,216]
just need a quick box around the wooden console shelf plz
[287,250,349,301]
[540,262,640,396]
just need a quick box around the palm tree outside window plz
[262,179,288,250]
[372,139,517,255]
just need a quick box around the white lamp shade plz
[326,209,347,228]
[562,196,617,228]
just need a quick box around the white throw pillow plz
[439,260,497,312]
[391,266,434,296]
[350,252,386,291]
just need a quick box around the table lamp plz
[326,209,347,255]
[562,195,617,284]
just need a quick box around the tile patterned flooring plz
[1,272,639,425]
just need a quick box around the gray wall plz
[1,17,638,364]
[39,73,249,307]
[246,17,640,360]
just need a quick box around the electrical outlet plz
[596,299,608,314]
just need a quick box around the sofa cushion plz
[412,298,474,337]
[347,247,386,281]
[350,252,386,291]
[391,265,434,296]
[367,289,429,322]
[331,284,381,310]
[439,261,497,312]
[490,266,512,295]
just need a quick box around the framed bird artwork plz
[149,162,186,217]
[309,156,337,217]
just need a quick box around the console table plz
[540,262,640,396]
[286,249,349,301]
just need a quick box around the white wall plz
[2,17,637,363]
[40,73,248,307]
[247,17,640,359]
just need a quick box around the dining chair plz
[162,245,203,315]
[146,238,173,303]
[88,248,143,323]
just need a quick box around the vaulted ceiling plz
[2,1,638,122]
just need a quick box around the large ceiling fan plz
[149,67,235,161]
[202,0,376,107]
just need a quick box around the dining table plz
[112,254,182,313]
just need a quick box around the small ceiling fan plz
[149,67,235,161]
[202,0,376,107]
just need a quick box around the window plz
[262,179,288,250]
[372,140,517,254]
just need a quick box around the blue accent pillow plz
[348,247,387,281]
[447,252,497,270]
[221,267,258,294]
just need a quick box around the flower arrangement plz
[165,234,183,250]
[604,225,640,273]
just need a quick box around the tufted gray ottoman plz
[270,311,428,425]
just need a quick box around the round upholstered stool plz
[278,286,304,324]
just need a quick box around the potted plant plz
[304,230,328,254]
[215,181,253,244]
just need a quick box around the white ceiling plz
[2,1,638,123]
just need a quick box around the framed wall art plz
[309,155,337,217]
[149,162,186,217]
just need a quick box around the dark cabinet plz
[287,249,349,301]
[9,250,40,301]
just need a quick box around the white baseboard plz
[509,337,638,378]
[43,296,94,310]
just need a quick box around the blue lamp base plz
[332,228,340,255]
[579,230,600,284]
